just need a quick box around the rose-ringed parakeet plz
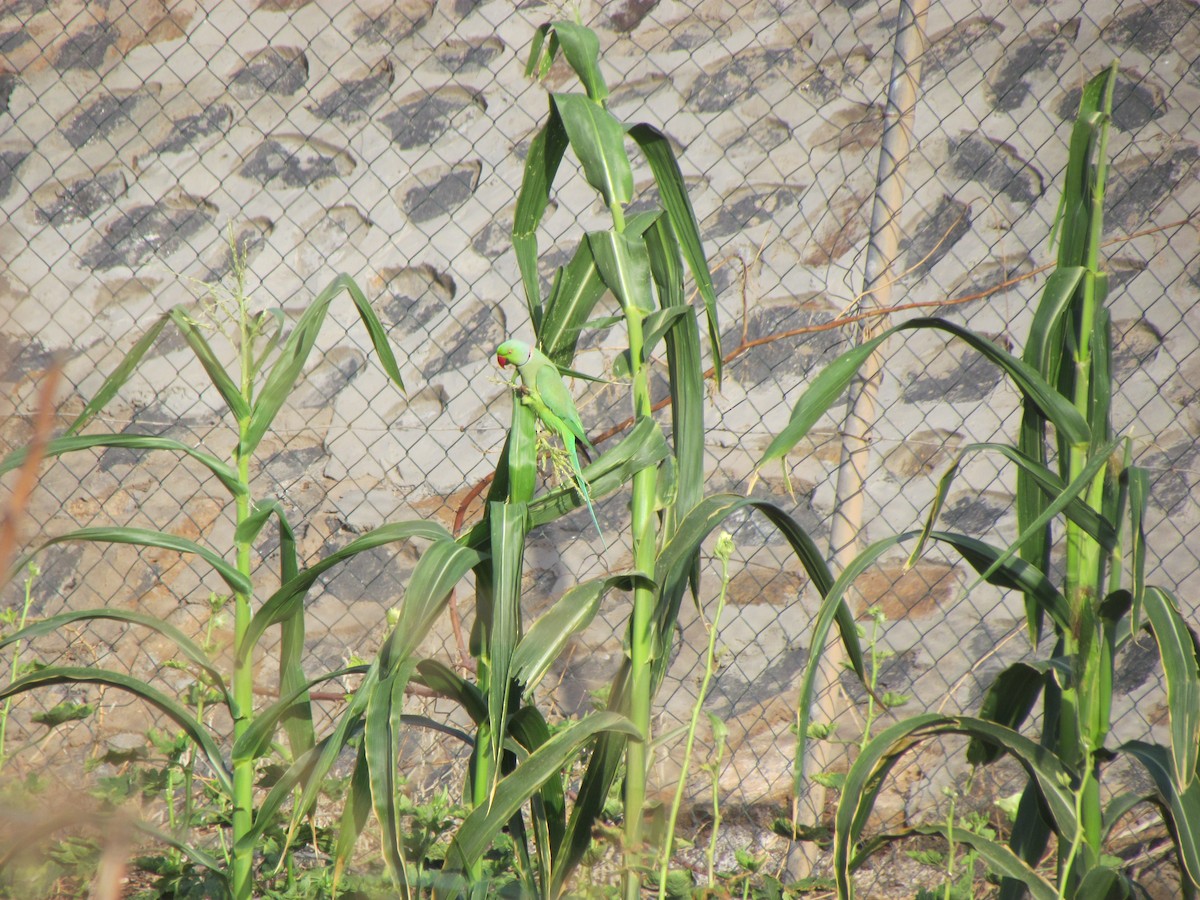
[496,339,605,545]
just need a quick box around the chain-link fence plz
[2,0,1198,890]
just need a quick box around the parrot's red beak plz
[497,354,508,368]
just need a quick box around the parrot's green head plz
[496,339,533,370]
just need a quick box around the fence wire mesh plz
[1,0,1198,890]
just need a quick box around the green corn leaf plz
[131,819,229,880]
[0,607,228,707]
[793,532,917,804]
[882,825,1059,900]
[507,705,566,871]
[589,228,654,315]
[1102,792,1152,841]
[628,123,722,385]
[446,711,642,872]
[168,307,249,421]
[239,520,452,662]
[758,318,1091,471]
[65,312,173,436]
[414,659,487,723]
[646,213,705,550]
[10,526,250,596]
[835,715,1076,898]
[639,307,690,361]
[1141,587,1200,787]
[523,415,670,531]
[552,93,633,209]
[968,435,1121,589]
[538,234,607,367]
[486,501,527,785]
[907,441,1117,568]
[331,745,371,894]
[381,537,485,670]
[0,667,232,794]
[542,21,607,101]
[513,102,568,330]
[1120,740,1200,888]
[968,662,1053,765]
[1128,464,1149,632]
[243,273,403,458]
[231,665,365,764]
[234,498,295,547]
[927,530,1071,634]
[365,665,414,894]
[512,573,653,694]
[269,496,312,758]
[0,434,245,500]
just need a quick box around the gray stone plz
[1108,146,1200,231]
[81,201,214,271]
[379,88,485,150]
[1056,72,1167,132]
[840,649,921,703]
[293,348,366,409]
[899,195,972,278]
[709,645,806,713]
[1113,637,1162,694]
[260,446,321,482]
[1141,439,1200,514]
[702,184,803,239]
[0,30,30,56]
[54,22,119,71]
[61,88,158,149]
[35,169,129,226]
[0,336,54,382]
[230,46,308,98]
[0,72,15,115]
[421,300,504,379]
[1112,318,1163,379]
[948,133,1044,204]
[926,17,1004,73]
[0,149,29,201]
[316,541,406,603]
[941,492,1009,535]
[902,337,1008,403]
[432,37,504,73]
[987,19,1078,112]
[720,301,846,386]
[239,136,356,189]
[471,217,512,259]
[152,104,232,155]
[1102,0,1199,54]
[687,47,796,113]
[607,0,661,33]
[352,1,435,44]
[400,160,481,224]
[379,264,457,329]
[29,543,85,617]
[307,60,394,124]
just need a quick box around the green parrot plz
[495,339,605,545]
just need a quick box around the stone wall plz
[1,0,1199,837]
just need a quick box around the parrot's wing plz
[535,363,592,448]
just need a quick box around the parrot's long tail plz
[568,443,607,552]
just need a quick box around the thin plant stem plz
[657,532,735,899]
[0,563,40,771]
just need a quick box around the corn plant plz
[762,63,1200,899]
[0,254,463,899]
[323,22,875,899]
